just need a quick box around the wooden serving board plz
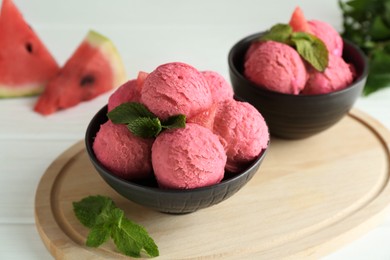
[35,109,390,259]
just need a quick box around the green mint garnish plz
[260,23,293,43]
[107,102,186,138]
[259,23,329,72]
[73,195,159,258]
[108,102,156,124]
[73,195,116,228]
[127,117,162,138]
[161,114,186,130]
[291,32,329,72]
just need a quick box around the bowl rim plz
[85,105,268,195]
[228,31,369,98]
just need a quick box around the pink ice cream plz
[152,123,226,189]
[201,70,234,103]
[93,120,153,180]
[308,20,343,57]
[244,41,308,94]
[303,54,355,95]
[141,62,212,120]
[213,99,269,173]
[107,79,140,111]
[108,72,149,111]
[289,7,343,57]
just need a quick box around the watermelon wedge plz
[34,30,127,115]
[288,6,311,33]
[0,0,59,98]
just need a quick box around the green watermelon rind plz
[0,83,45,98]
[86,30,127,88]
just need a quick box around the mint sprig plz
[259,23,329,72]
[73,195,159,258]
[291,32,329,71]
[107,102,186,138]
[260,23,293,43]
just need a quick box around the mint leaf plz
[73,195,116,228]
[73,195,159,258]
[291,32,329,72]
[112,218,159,258]
[260,23,292,43]
[127,117,162,138]
[162,114,186,130]
[107,102,155,124]
[258,23,328,72]
[107,102,186,138]
[86,223,111,247]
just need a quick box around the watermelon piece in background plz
[0,0,59,98]
[288,6,311,33]
[34,30,127,115]
[136,71,149,93]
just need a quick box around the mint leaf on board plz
[73,195,159,258]
[73,195,116,228]
[86,223,111,247]
[339,0,390,95]
[161,114,186,130]
[260,23,293,43]
[258,23,328,72]
[127,117,162,138]
[112,218,159,258]
[291,32,329,72]
[107,102,155,124]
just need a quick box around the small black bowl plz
[85,105,268,214]
[228,32,368,139]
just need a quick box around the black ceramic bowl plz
[228,32,368,139]
[85,105,268,214]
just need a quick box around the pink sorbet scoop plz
[244,41,308,94]
[152,123,226,189]
[201,70,234,103]
[93,120,153,180]
[141,62,212,120]
[213,99,269,173]
[303,54,355,95]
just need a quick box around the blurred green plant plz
[339,0,390,95]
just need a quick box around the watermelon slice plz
[136,71,149,93]
[0,0,59,98]
[34,30,127,115]
[288,6,311,33]
[187,103,218,131]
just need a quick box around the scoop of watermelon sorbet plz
[141,62,212,120]
[308,20,343,57]
[244,41,308,94]
[93,120,153,180]
[201,70,234,103]
[152,123,226,189]
[288,7,343,57]
[108,79,140,111]
[213,99,269,173]
[303,54,355,95]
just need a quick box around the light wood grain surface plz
[35,110,390,259]
[2,1,390,259]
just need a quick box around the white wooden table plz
[1,0,389,259]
